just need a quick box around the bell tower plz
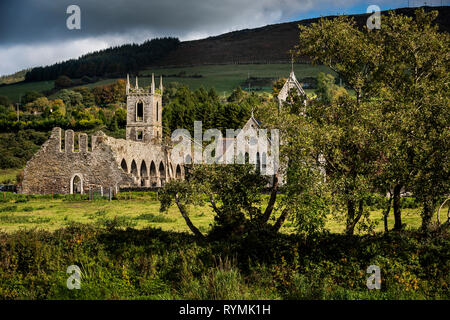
[125,73,163,142]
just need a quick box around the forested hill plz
[24,38,180,82]
[156,6,450,66]
[22,6,449,82]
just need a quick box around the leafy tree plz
[160,164,281,240]
[372,10,450,231]
[272,78,287,96]
[24,97,50,113]
[21,91,44,105]
[54,89,83,107]
[74,87,95,107]
[54,75,73,88]
[92,80,126,106]
[0,96,11,107]
[294,8,449,233]
[315,72,339,104]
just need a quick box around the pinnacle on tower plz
[151,73,155,94]
[159,75,163,95]
[136,76,138,89]
[126,74,130,94]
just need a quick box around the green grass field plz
[0,81,55,103]
[0,193,423,234]
[139,63,334,94]
[0,168,22,184]
[0,64,333,102]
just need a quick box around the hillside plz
[154,6,450,67]
[15,6,450,82]
[0,6,448,102]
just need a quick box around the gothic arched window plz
[136,101,144,121]
[156,102,159,122]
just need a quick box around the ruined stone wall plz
[21,128,135,195]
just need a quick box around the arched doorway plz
[150,161,157,187]
[131,160,138,176]
[120,159,128,172]
[70,174,83,194]
[140,160,148,187]
[159,162,166,187]
[176,164,182,179]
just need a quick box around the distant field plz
[0,193,423,234]
[0,64,333,102]
[139,63,334,94]
[0,81,54,103]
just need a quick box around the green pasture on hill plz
[139,63,334,94]
[0,64,334,102]
[0,81,55,103]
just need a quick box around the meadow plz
[0,191,424,234]
[0,168,21,184]
[0,191,447,300]
[0,64,333,103]
[0,80,55,103]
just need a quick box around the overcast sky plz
[0,0,430,76]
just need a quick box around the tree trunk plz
[273,208,289,232]
[261,173,279,224]
[175,195,205,239]
[383,193,393,233]
[421,198,435,232]
[393,184,402,231]
[346,199,364,235]
[345,199,356,235]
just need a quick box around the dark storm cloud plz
[0,0,404,75]
[0,0,304,45]
[0,0,406,45]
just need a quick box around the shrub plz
[135,213,175,223]
[0,205,17,212]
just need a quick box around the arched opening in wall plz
[150,161,157,187]
[121,159,128,173]
[159,162,166,187]
[156,102,159,122]
[131,160,138,176]
[136,101,144,121]
[262,153,267,171]
[245,152,249,164]
[176,165,182,179]
[256,152,261,173]
[185,154,192,164]
[140,160,148,187]
[70,174,83,194]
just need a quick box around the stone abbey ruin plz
[21,74,185,195]
[21,69,304,195]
